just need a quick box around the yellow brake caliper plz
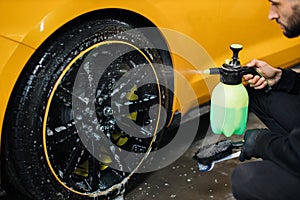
[74,85,139,175]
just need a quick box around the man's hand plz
[243,59,282,90]
[239,129,270,162]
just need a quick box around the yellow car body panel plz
[1,0,300,136]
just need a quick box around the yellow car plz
[1,0,300,199]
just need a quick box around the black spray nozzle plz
[203,68,220,74]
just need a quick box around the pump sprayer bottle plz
[208,44,271,137]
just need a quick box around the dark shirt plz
[255,69,300,177]
[273,68,300,94]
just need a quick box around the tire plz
[2,14,173,200]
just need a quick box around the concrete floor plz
[124,112,266,200]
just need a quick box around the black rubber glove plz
[239,129,270,162]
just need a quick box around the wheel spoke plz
[87,156,101,190]
[46,121,78,146]
[59,85,91,106]
[61,142,86,179]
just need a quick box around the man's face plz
[268,0,300,38]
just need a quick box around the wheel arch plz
[2,7,172,128]
[2,7,173,130]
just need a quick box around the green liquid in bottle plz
[210,104,248,137]
[210,83,249,137]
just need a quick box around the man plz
[231,0,300,199]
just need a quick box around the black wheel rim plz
[43,41,163,197]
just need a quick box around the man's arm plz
[272,68,300,94]
[243,59,282,89]
[243,59,300,94]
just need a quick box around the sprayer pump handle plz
[230,44,243,61]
